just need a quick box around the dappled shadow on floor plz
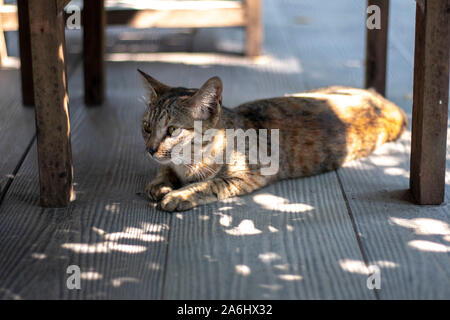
[51,126,449,299]
[1,1,449,298]
[1,55,449,299]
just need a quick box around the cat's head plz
[138,69,223,164]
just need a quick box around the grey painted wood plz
[339,1,450,298]
[163,174,374,299]
[0,0,448,299]
[338,139,450,299]
[0,63,170,299]
[0,69,35,198]
[162,0,374,299]
[294,0,450,299]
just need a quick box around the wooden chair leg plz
[83,0,105,105]
[17,0,34,106]
[0,0,6,67]
[245,0,262,57]
[28,0,73,207]
[410,0,450,205]
[365,0,389,96]
[0,27,6,68]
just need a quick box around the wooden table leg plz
[0,0,7,67]
[410,0,450,205]
[365,0,389,96]
[17,0,34,106]
[83,0,105,105]
[28,0,73,207]
[245,0,262,57]
[0,29,5,67]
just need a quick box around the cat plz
[138,69,407,212]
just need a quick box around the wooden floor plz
[0,0,449,299]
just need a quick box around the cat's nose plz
[147,146,157,156]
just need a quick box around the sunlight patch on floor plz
[259,283,282,291]
[62,241,147,254]
[383,167,409,178]
[93,226,165,242]
[219,214,232,227]
[278,274,302,281]
[390,217,450,236]
[111,277,139,287]
[80,271,103,281]
[338,259,369,275]
[339,259,399,275]
[258,252,281,264]
[31,253,47,260]
[224,219,262,236]
[253,193,314,213]
[105,52,303,74]
[235,265,251,276]
[408,240,449,253]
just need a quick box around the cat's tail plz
[341,87,408,163]
[368,88,408,143]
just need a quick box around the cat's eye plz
[143,121,152,134]
[168,126,181,137]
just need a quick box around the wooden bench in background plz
[0,0,448,207]
[1,0,262,103]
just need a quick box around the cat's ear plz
[137,69,171,102]
[188,77,223,121]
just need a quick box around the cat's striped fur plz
[139,70,407,212]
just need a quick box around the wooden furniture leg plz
[0,29,5,67]
[17,0,34,106]
[83,0,105,105]
[28,0,73,207]
[365,0,389,96]
[0,0,7,67]
[410,0,450,205]
[245,0,262,56]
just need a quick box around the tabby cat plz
[138,69,407,212]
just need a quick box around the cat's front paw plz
[159,190,197,212]
[145,181,173,202]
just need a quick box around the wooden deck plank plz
[0,69,35,201]
[0,63,170,299]
[338,1,450,298]
[292,0,450,299]
[338,140,450,299]
[161,1,374,299]
[163,174,374,299]
[0,0,448,300]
